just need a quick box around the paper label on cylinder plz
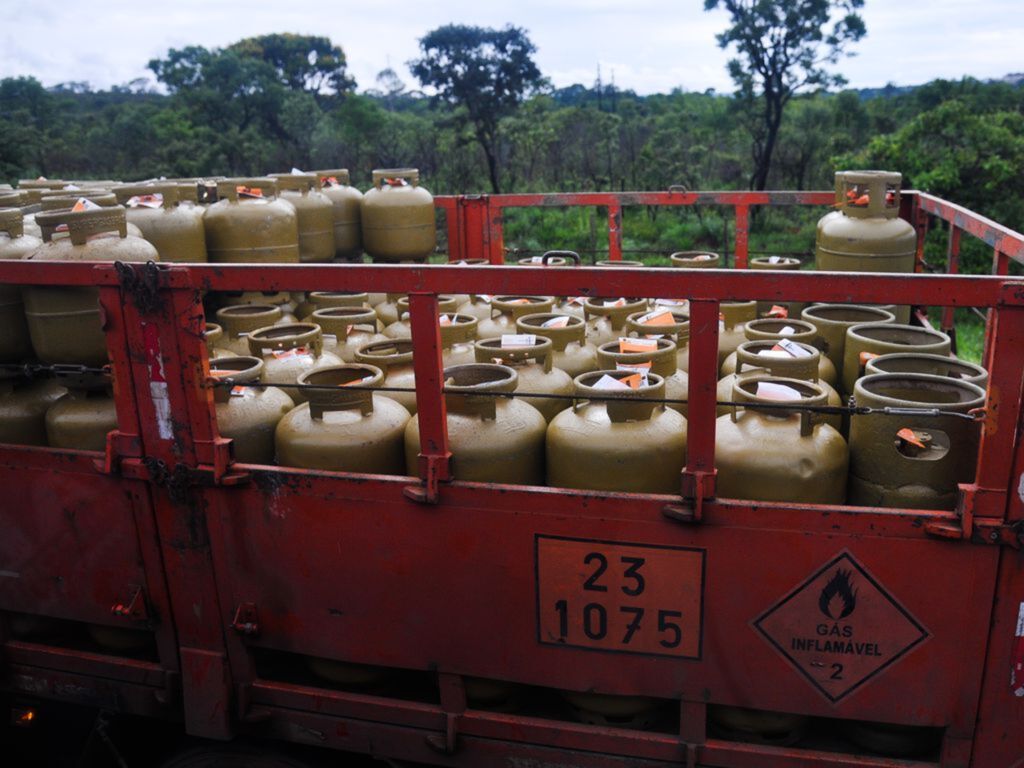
[342,375,374,387]
[127,193,163,209]
[655,298,688,307]
[541,316,571,329]
[592,374,631,391]
[616,363,650,386]
[758,349,791,359]
[71,198,102,212]
[619,337,657,353]
[769,255,782,264]
[501,334,536,348]
[230,385,252,398]
[779,326,796,336]
[272,347,313,364]
[637,309,675,326]
[768,305,789,318]
[693,254,713,261]
[439,314,453,327]
[290,167,304,174]
[605,298,627,308]
[756,381,803,401]
[775,338,813,358]
[566,296,586,306]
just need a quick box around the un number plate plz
[535,535,705,659]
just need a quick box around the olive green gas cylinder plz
[438,313,479,367]
[583,297,649,347]
[516,313,598,378]
[45,367,117,451]
[708,705,807,744]
[0,209,39,362]
[362,168,436,262]
[383,295,460,339]
[670,251,720,268]
[313,169,363,260]
[204,178,299,263]
[474,336,573,422]
[715,377,848,503]
[269,173,335,263]
[114,183,207,262]
[0,371,66,446]
[276,364,410,473]
[748,255,805,318]
[210,356,294,464]
[296,291,369,321]
[212,290,297,323]
[203,323,231,359]
[215,304,285,356]
[816,171,917,323]
[547,370,687,493]
[624,308,691,372]
[865,352,987,390]
[841,323,950,398]
[717,301,758,369]
[355,339,417,415]
[247,322,342,403]
[311,307,388,362]
[374,293,405,327]
[848,373,986,510]
[478,295,557,339]
[404,364,546,484]
[800,304,895,386]
[596,337,689,416]
[24,207,159,366]
[457,294,495,322]
[561,690,662,729]
[720,318,838,387]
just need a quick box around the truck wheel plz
[160,744,313,768]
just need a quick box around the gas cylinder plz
[204,178,299,263]
[203,323,231,359]
[717,341,842,431]
[595,259,644,267]
[24,207,159,366]
[478,296,557,339]
[625,308,691,372]
[715,377,848,502]
[45,367,117,451]
[114,183,207,262]
[404,364,546,484]
[439,314,479,367]
[516,313,598,378]
[0,209,39,362]
[311,307,388,362]
[375,293,405,327]
[457,294,494,322]
[547,370,687,493]
[561,690,662,729]
[708,705,807,745]
[270,173,335,263]
[748,255,804,318]
[474,336,573,422]
[865,353,988,390]
[816,171,917,323]
[717,301,758,369]
[295,291,369,321]
[213,290,297,323]
[848,373,985,510]
[0,371,66,446]
[362,168,436,262]
[383,295,460,339]
[276,364,410,473]
[355,339,417,415]
[841,323,951,397]
[313,169,363,260]
[596,337,689,416]
[583,297,648,347]
[556,295,588,319]
[40,190,118,209]
[800,304,895,384]
[209,356,294,464]
[670,251,720,268]
[841,720,941,758]
[720,318,838,386]
[215,304,285,356]
[247,323,342,403]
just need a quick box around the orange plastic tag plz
[127,193,163,209]
[768,305,789,318]
[854,194,870,205]
[322,176,339,187]
[605,298,627,308]
[566,296,587,306]
[541,315,571,329]
[507,298,531,305]
[620,373,644,390]
[637,309,675,326]
[229,385,248,397]
[439,314,453,326]
[342,375,374,386]
[384,177,409,187]
[237,185,263,198]
[859,351,879,366]
[272,346,309,359]
[897,428,926,449]
[71,197,102,212]
[619,337,658,353]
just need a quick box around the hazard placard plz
[754,551,929,702]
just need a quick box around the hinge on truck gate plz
[110,584,149,623]
[144,457,194,505]
[230,603,260,637]
[925,517,1023,548]
[115,260,166,314]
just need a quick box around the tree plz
[704,0,866,190]
[228,34,355,102]
[409,24,545,193]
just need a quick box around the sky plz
[1,0,1021,96]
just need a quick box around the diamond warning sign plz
[754,551,929,703]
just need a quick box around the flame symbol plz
[819,569,858,620]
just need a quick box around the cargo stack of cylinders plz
[270,173,335,263]
[215,305,285,355]
[313,169,363,261]
[295,291,369,321]
[716,301,758,370]
[362,168,436,263]
[114,182,207,262]
[438,314,479,367]
[204,178,299,263]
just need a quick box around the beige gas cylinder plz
[213,290,297,323]
[295,291,369,321]
[670,251,720,268]
[624,308,691,372]
[313,169,363,260]
[516,313,598,378]
[848,373,986,510]
[0,209,40,362]
[247,323,342,403]
[596,337,689,416]
[209,356,294,464]
[45,367,118,451]
[383,295,460,339]
[215,304,285,356]
[24,207,159,366]
[114,183,207,262]
[439,314,479,367]
[203,323,231,359]
[404,364,546,484]
[562,690,662,729]
[748,255,805,318]
[478,296,557,339]
[362,168,436,262]
[457,294,495,322]
[865,353,987,390]
[204,178,299,263]
[355,339,417,415]
[547,370,687,493]
[276,364,410,473]
[720,318,838,387]
[375,293,405,327]
[473,336,573,422]
[709,705,807,744]
[270,173,335,263]
[583,297,649,347]
[717,340,842,431]
[0,371,66,445]
[555,295,588,319]
[715,301,758,369]
[311,307,388,362]
[715,377,848,503]
[800,304,895,385]
[841,323,950,398]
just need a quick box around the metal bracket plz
[664,469,717,524]
[110,584,149,622]
[404,453,452,505]
[231,603,260,637]
[115,260,166,315]
[426,673,465,755]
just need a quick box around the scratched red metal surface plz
[0,189,1022,767]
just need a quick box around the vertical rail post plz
[942,226,961,344]
[488,201,505,264]
[405,293,451,503]
[445,200,464,262]
[457,196,488,262]
[733,205,750,269]
[607,202,623,261]
[992,247,1010,276]
[914,206,930,273]
[678,298,719,519]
